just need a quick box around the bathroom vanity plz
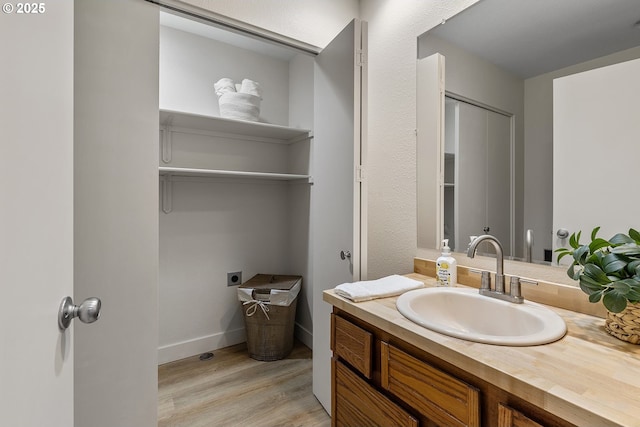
[324,259,640,427]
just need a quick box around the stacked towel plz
[334,275,424,302]
[214,77,263,122]
[240,78,262,98]
[214,78,236,96]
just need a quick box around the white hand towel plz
[214,78,236,97]
[334,275,424,302]
[240,78,262,98]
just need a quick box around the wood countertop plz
[323,273,640,427]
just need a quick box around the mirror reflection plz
[417,0,640,263]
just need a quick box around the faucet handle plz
[509,276,523,299]
[509,277,538,300]
[470,269,491,290]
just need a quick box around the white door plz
[0,3,74,425]
[312,18,367,413]
[553,58,640,254]
[417,53,445,250]
[1,2,160,426]
[74,1,159,426]
[456,102,512,255]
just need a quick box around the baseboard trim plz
[158,327,246,365]
[158,322,314,365]
[295,322,313,349]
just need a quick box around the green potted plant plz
[556,227,640,344]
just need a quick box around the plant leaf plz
[567,263,581,280]
[611,280,631,294]
[618,278,640,301]
[602,253,628,274]
[583,263,610,283]
[611,243,640,256]
[603,291,628,313]
[570,231,581,249]
[572,245,590,265]
[579,274,606,293]
[590,226,601,241]
[629,228,640,243]
[588,290,603,303]
[588,238,610,254]
[629,259,640,276]
[556,251,571,263]
[609,233,634,245]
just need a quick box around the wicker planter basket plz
[604,302,640,344]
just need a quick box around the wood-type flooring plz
[158,341,330,427]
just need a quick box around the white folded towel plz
[214,78,236,97]
[334,275,424,302]
[240,78,262,98]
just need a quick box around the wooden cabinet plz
[381,342,479,427]
[498,404,544,427]
[333,360,418,427]
[330,310,576,427]
[331,314,373,378]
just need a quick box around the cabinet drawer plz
[498,404,544,427]
[381,342,480,427]
[333,359,418,427]
[331,314,373,378]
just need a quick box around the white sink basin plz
[396,287,566,346]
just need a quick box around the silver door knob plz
[340,250,351,260]
[58,296,101,331]
[556,228,570,239]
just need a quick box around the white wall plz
[160,25,291,125]
[361,0,480,277]
[74,0,159,425]
[159,179,295,362]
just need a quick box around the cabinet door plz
[498,404,544,427]
[381,343,480,427]
[331,314,373,378]
[313,18,368,412]
[333,360,418,427]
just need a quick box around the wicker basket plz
[238,274,301,361]
[604,302,640,344]
[242,296,298,361]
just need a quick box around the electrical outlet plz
[227,271,242,287]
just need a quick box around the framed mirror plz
[416,0,640,263]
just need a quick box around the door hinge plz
[356,165,365,182]
[355,49,366,67]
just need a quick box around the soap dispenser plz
[436,239,457,286]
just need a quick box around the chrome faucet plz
[467,234,534,304]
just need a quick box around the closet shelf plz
[160,109,312,144]
[159,166,312,182]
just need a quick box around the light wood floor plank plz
[158,341,330,427]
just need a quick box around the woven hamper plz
[238,274,302,361]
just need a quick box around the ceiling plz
[427,0,640,78]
